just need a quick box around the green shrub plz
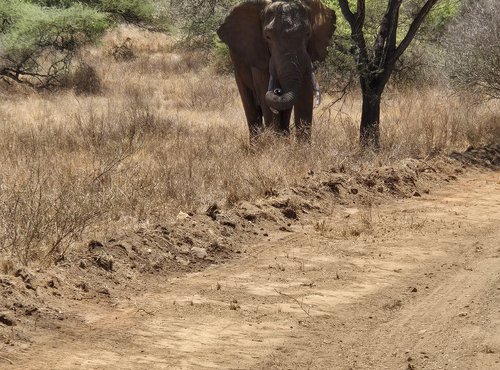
[100,0,155,24]
[171,0,238,48]
[27,0,156,24]
[0,0,108,87]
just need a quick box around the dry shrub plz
[112,38,136,62]
[0,26,498,266]
[72,63,102,95]
[379,89,500,157]
[173,72,237,111]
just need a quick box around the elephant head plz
[217,0,336,112]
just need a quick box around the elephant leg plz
[232,59,264,142]
[294,75,314,142]
[251,68,280,134]
[280,109,292,134]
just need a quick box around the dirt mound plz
[450,143,500,169]
[1,145,499,346]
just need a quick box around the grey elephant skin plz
[217,0,336,142]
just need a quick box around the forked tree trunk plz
[360,89,382,150]
[338,0,440,151]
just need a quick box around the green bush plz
[171,0,238,48]
[0,0,108,87]
[1,0,167,88]
[100,0,155,24]
[27,0,156,24]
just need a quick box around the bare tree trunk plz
[360,88,381,149]
[359,74,384,150]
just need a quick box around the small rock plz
[350,188,359,195]
[282,208,298,220]
[206,203,219,220]
[0,312,15,326]
[413,191,421,197]
[0,277,13,287]
[410,287,418,293]
[46,278,59,289]
[97,287,110,296]
[243,213,257,222]
[229,298,240,310]
[220,217,237,228]
[175,256,190,266]
[88,240,104,250]
[76,281,89,292]
[25,306,38,316]
[94,254,114,271]
[176,211,191,221]
[14,268,33,284]
[484,345,495,354]
[191,247,208,259]
[15,268,37,290]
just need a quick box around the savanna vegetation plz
[0,0,498,266]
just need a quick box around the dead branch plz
[0,355,14,365]
[274,289,312,318]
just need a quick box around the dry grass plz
[0,25,498,265]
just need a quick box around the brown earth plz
[1,146,499,369]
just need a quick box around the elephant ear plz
[217,1,269,70]
[304,0,336,62]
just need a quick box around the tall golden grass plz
[0,26,498,265]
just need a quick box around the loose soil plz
[1,146,499,369]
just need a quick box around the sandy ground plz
[1,169,498,370]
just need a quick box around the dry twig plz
[0,355,14,365]
[274,289,312,318]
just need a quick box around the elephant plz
[217,0,336,142]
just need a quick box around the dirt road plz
[5,171,500,369]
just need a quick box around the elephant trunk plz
[265,55,305,112]
[265,88,299,112]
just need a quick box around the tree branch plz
[373,0,401,67]
[338,0,356,26]
[391,0,439,65]
[338,0,369,73]
[355,0,365,29]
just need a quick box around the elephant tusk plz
[268,75,276,92]
[267,75,280,114]
[311,71,321,108]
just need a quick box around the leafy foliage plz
[28,0,157,24]
[0,0,108,87]
[0,0,165,88]
[171,0,238,47]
